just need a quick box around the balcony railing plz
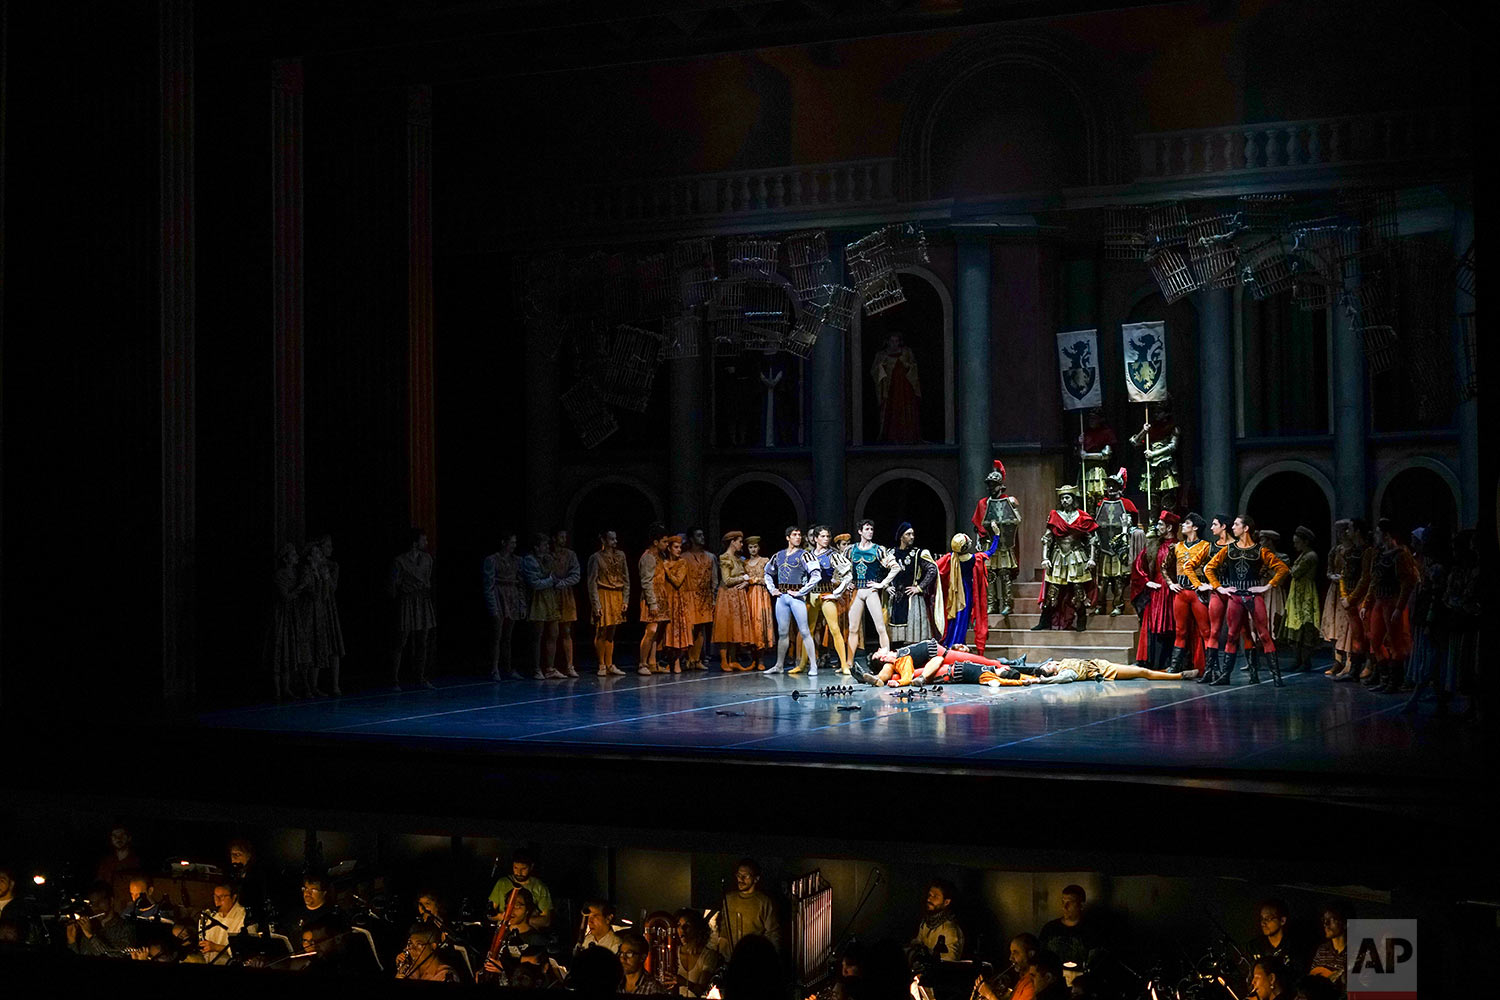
[1133,108,1470,180]
[531,158,898,230]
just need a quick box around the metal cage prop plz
[742,280,792,351]
[1146,202,1189,251]
[561,378,620,449]
[1147,247,1200,304]
[595,325,663,412]
[784,231,832,306]
[661,311,703,360]
[1103,206,1148,261]
[709,279,746,346]
[727,236,782,280]
[1186,209,1241,288]
[1240,238,1295,300]
[671,238,717,308]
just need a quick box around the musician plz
[1307,903,1350,988]
[482,886,550,981]
[670,908,722,996]
[121,876,175,925]
[294,873,345,937]
[415,890,450,940]
[199,883,253,965]
[1037,886,1099,970]
[974,933,1039,1000]
[297,920,380,977]
[487,849,554,929]
[718,859,781,955]
[1027,950,1069,1000]
[910,879,964,963]
[577,898,622,954]
[1246,899,1301,982]
[65,881,137,958]
[0,867,41,948]
[618,929,669,994]
[227,838,271,925]
[858,639,1035,688]
[1249,957,1292,1000]
[397,922,466,982]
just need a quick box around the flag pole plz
[1079,412,1087,505]
[1144,404,1153,514]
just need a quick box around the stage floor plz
[199,654,1466,786]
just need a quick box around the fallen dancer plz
[854,639,1037,688]
[1032,657,1199,683]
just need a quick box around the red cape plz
[935,550,989,654]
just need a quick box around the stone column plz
[1195,286,1234,516]
[1452,205,1477,527]
[811,240,846,527]
[955,232,993,523]
[668,354,705,530]
[406,85,438,543]
[523,331,560,533]
[1331,264,1369,519]
[159,0,196,702]
[271,58,304,549]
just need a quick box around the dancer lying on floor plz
[1032,657,1199,683]
[854,639,1037,687]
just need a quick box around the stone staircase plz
[968,577,1139,664]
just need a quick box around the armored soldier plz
[1129,402,1181,511]
[1092,467,1140,616]
[1077,409,1117,512]
[971,460,1022,616]
[1034,486,1099,632]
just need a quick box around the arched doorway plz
[567,478,662,655]
[857,271,950,445]
[715,477,803,547]
[1244,470,1332,558]
[857,475,951,555]
[1379,465,1459,537]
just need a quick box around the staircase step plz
[981,644,1136,661]
[987,627,1137,646]
[989,612,1136,628]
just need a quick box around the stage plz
[199,655,1464,786]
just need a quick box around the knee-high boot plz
[1246,650,1261,685]
[1168,646,1187,675]
[1267,648,1284,687]
[1198,647,1218,684]
[999,571,1014,617]
[1073,587,1090,632]
[1213,650,1237,686]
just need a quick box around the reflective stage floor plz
[199,653,1469,787]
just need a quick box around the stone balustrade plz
[1134,108,1468,180]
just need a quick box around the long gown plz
[887,546,937,643]
[742,556,775,648]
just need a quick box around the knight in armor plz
[1359,518,1418,694]
[971,459,1022,616]
[763,526,821,675]
[1077,409,1117,512]
[846,519,898,656]
[1091,467,1140,617]
[1203,515,1290,686]
[1033,486,1099,632]
[1129,401,1181,512]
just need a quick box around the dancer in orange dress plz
[713,531,757,671]
[741,536,775,668]
[660,535,694,673]
[550,529,583,677]
[1331,519,1375,682]
[587,529,630,677]
[682,528,718,671]
[637,524,671,677]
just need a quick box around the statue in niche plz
[870,332,922,443]
[759,356,797,447]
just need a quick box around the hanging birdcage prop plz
[1359,323,1399,375]
[786,311,821,359]
[784,231,832,306]
[785,286,856,359]
[1455,241,1474,299]
[1187,209,1241,288]
[561,377,620,450]
[742,279,791,351]
[821,285,857,333]
[1103,206,1148,261]
[637,253,670,316]
[671,238,717,307]
[602,252,638,324]
[1240,238,1295,300]
[1338,189,1399,247]
[1459,312,1477,400]
[1236,193,1292,234]
[596,324,662,412]
[861,272,906,315]
[727,236,782,280]
[884,222,930,268]
[1147,247,1200,304]
[708,279,746,345]
[1145,202,1189,251]
[846,228,894,288]
[661,311,702,360]
[1408,341,1453,421]
[1290,256,1337,311]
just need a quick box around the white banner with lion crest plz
[1121,321,1168,403]
[1056,328,1102,411]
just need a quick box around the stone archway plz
[854,469,956,550]
[1375,459,1461,535]
[850,266,955,445]
[1239,460,1336,552]
[710,472,808,543]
